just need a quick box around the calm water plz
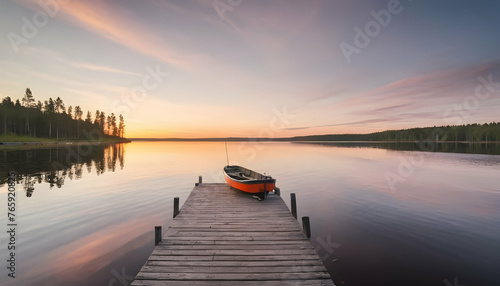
[1,142,500,286]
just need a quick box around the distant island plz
[1,88,129,144]
[132,122,500,142]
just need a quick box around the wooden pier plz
[132,181,334,285]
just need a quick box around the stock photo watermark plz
[50,129,103,171]
[108,267,134,286]
[340,0,410,64]
[6,172,17,279]
[7,0,68,54]
[281,234,340,283]
[443,276,465,286]
[207,106,296,183]
[443,74,500,126]
[384,147,425,192]
[237,106,296,162]
[315,234,341,261]
[384,72,499,192]
[212,0,243,22]
[110,64,169,117]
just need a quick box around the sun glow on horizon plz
[2,0,499,138]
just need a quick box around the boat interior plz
[225,166,269,181]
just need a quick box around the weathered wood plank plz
[145,260,326,267]
[161,239,311,245]
[148,254,327,261]
[168,226,303,231]
[140,265,329,273]
[168,231,306,237]
[132,279,335,286]
[151,249,319,256]
[159,236,309,241]
[135,272,332,280]
[155,243,314,250]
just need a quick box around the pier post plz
[155,226,162,245]
[274,187,280,196]
[290,193,297,219]
[173,197,179,218]
[302,216,311,238]
[196,176,202,186]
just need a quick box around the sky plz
[1,0,499,138]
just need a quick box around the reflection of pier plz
[132,180,334,285]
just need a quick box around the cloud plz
[60,87,108,103]
[286,117,404,131]
[71,62,141,76]
[26,70,84,87]
[332,59,500,114]
[12,0,203,70]
[285,60,500,133]
[372,103,412,113]
[23,46,142,76]
[280,126,311,131]
[373,60,500,101]
[281,112,443,132]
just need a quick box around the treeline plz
[0,88,125,139]
[288,122,500,142]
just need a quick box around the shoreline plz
[129,138,500,144]
[0,139,130,150]
[290,140,500,144]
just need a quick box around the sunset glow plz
[1,0,499,138]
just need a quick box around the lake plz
[1,141,500,286]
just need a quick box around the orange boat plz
[223,165,276,197]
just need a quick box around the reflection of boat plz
[223,165,276,195]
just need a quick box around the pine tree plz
[44,98,55,137]
[94,110,100,125]
[106,115,112,135]
[110,113,117,136]
[99,111,105,134]
[118,114,125,138]
[74,106,83,139]
[22,88,34,136]
[67,106,73,119]
[55,97,65,113]
[85,111,92,123]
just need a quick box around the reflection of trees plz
[44,170,65,189]
[294,142,500,155]
[118,144,125,170]
[24,174,36,197]
[0,143,127,197]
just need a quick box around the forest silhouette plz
[1,88,125,140]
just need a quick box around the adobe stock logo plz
[110,64,169,117]
[340,0,406,63]
[213,0,243,22]
[7,0,68,54]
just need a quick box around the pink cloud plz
[12,0,211,70]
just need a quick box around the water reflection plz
[293,141,500,155]
[0,144,126,197]
[1,142,499,286]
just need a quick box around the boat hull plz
[223,165,275,194]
